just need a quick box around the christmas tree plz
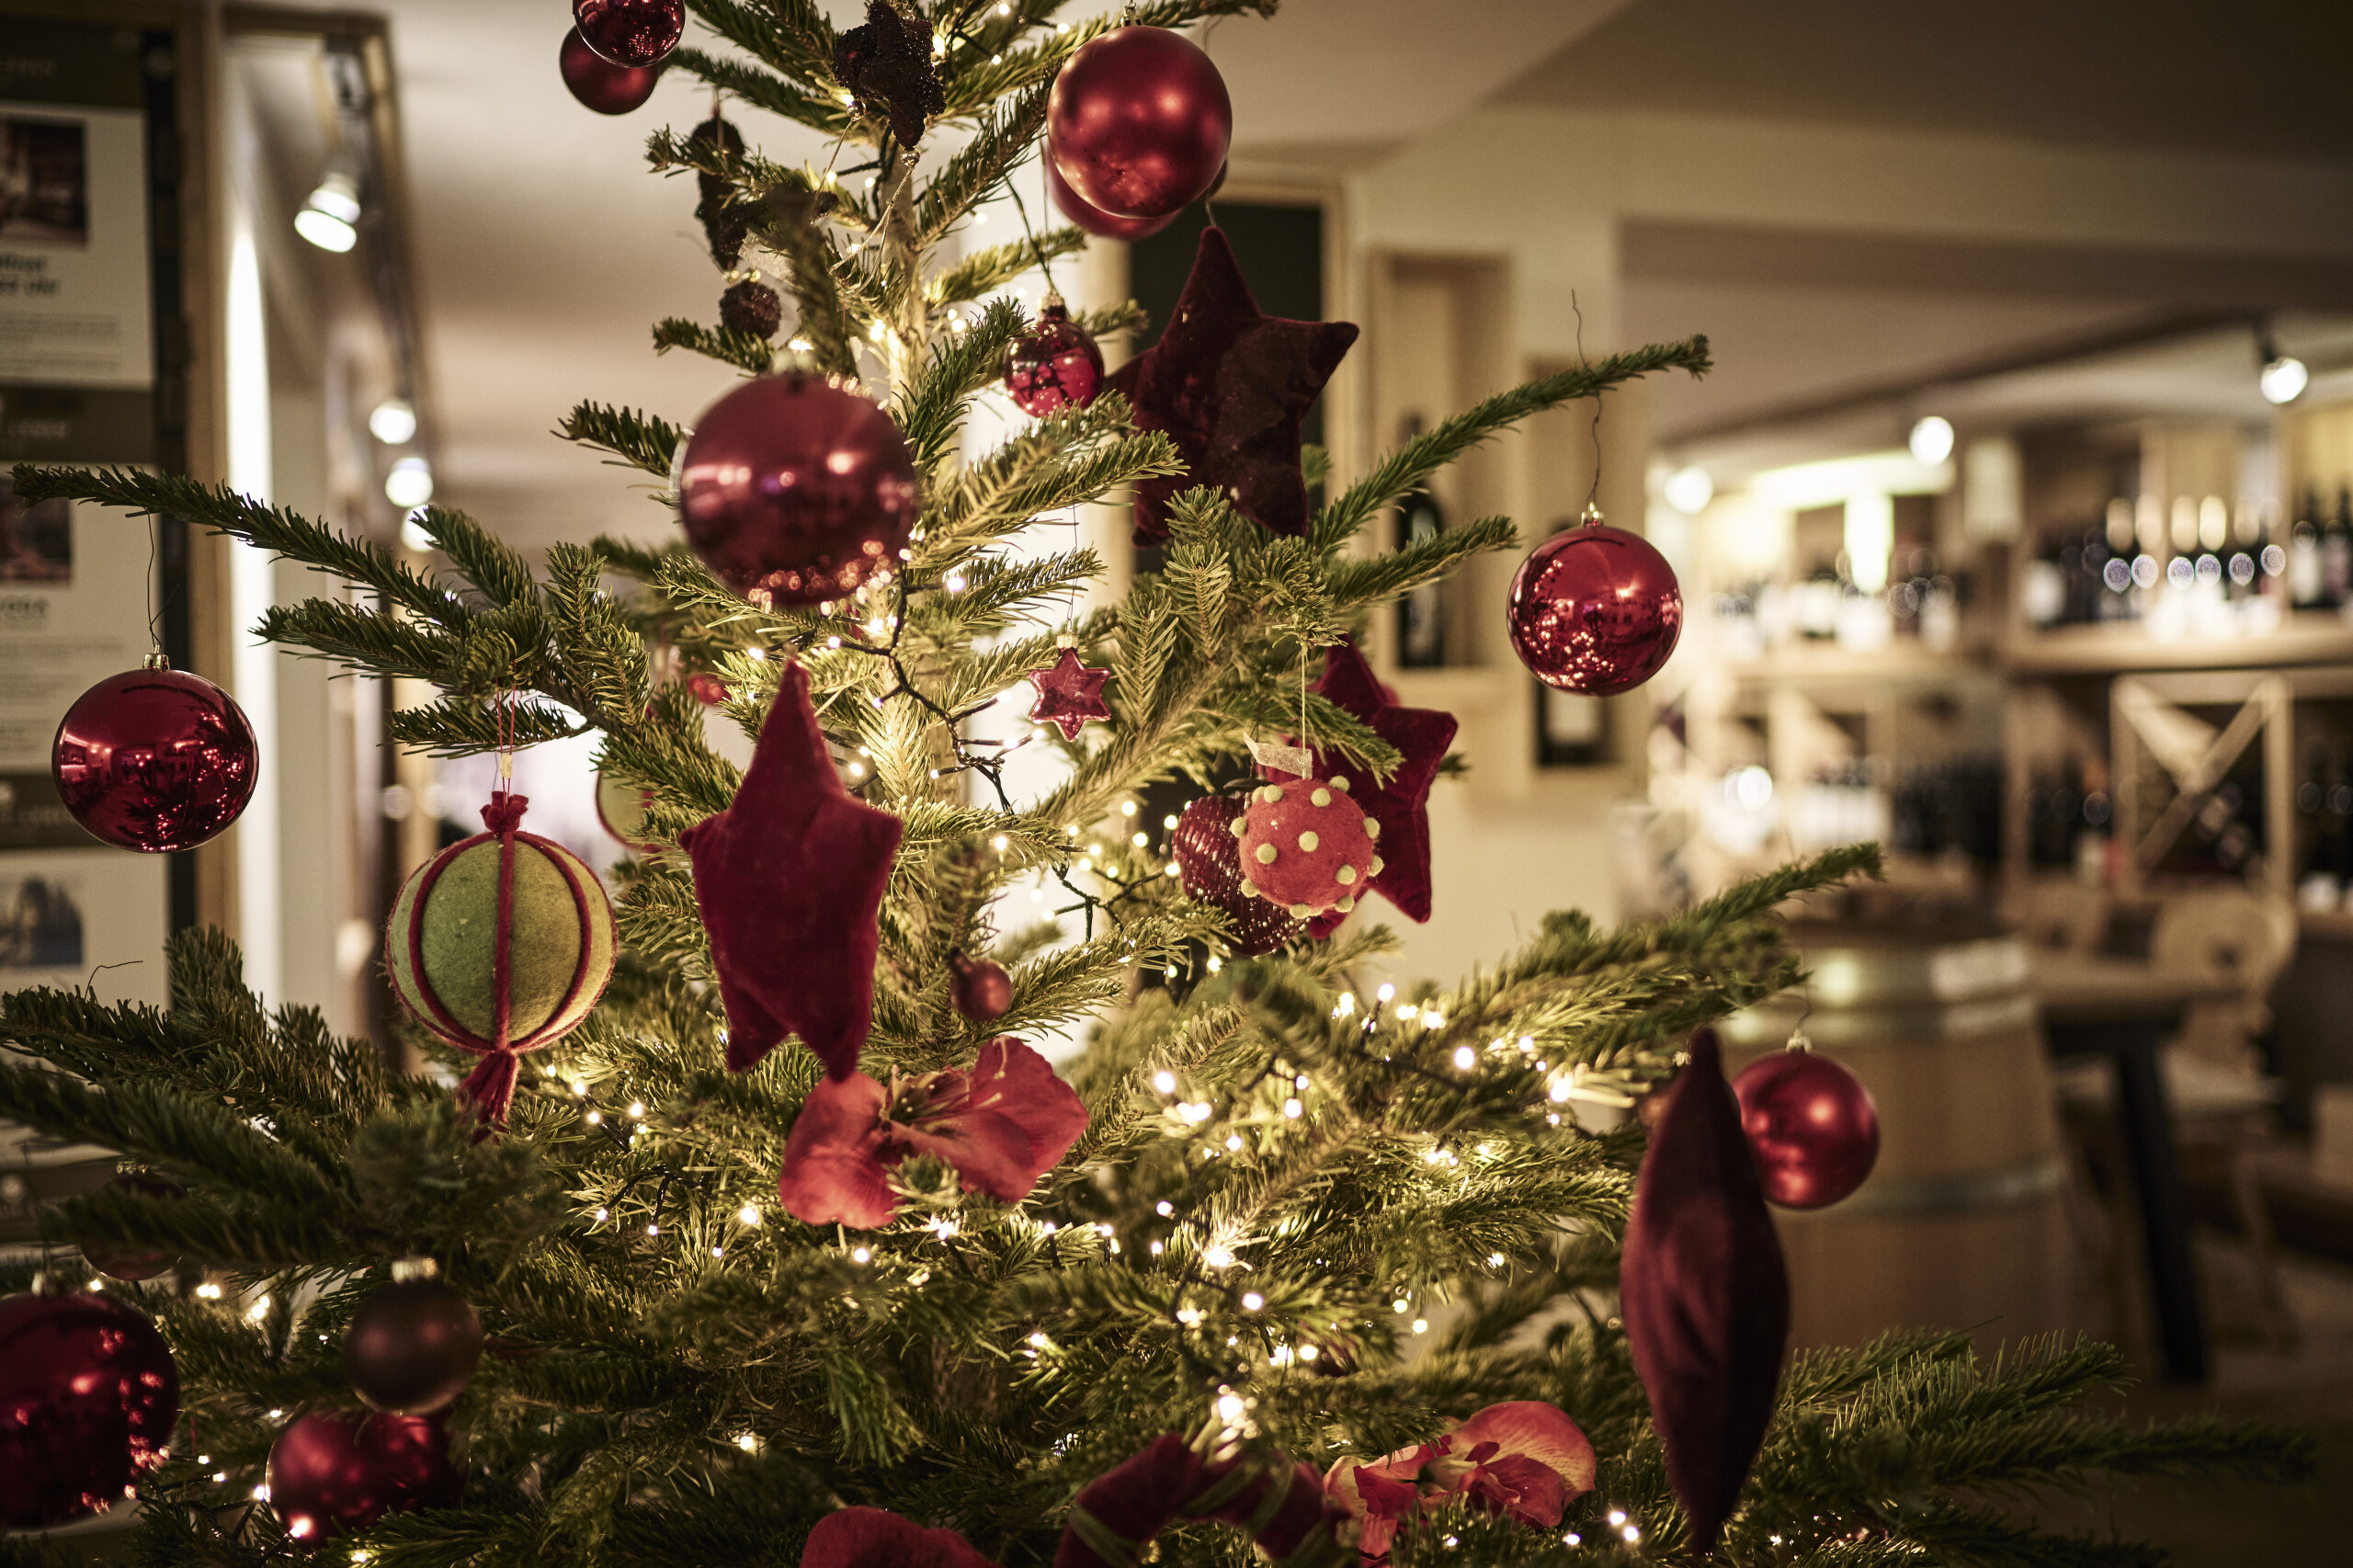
[1,3,2312,1565]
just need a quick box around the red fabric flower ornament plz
[777,1037,1087,1229]
[803,1506,999,1568]
[1324,1401,1596,1563]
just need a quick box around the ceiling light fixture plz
[1907,415,1954,466]
[294,170,361,253]
[384,455,434,508]
[1662,465,1714,516]
[368,398,417,444]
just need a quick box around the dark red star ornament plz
[1265,638,1455,934]
[1107,226,1358,545]
[679,661,903,1080]
[1029,646,1112,740]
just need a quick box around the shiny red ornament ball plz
[1505,519,1683,697]
[344,1280,483,1416]
[0,1290,179,1530]
[948,949,1014,1022]
[558,26,658,113]
[1045,157,1175,241]
[572,0,682,69]
[1047,26,1231,219]
[1733,1049,1881,1210]
[1006,300,1104,416]
[677,374,921,609]
[688,671,730,707]
[79,1174,186,1282]
[52,661,257,852]
[1237,777,1380,918]
[1171,795,1301,956]
[268,1408,458,1543]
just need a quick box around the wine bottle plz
[1393,415,1447,667]
[2325,483,2353,608]
[2290,486,2325,608]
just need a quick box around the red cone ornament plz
[1006,298,1104,416]
[558,26,658,113]
[1046,157,1176,242]
[52,658,257,852]
[1620,1028,1788,1552]
[949,949,1014,1022]
[344,1279,483,1415]
[1506,515,1683,697]
[1733,1047,1881,1210]
[1048,26,1232,219]
[677,374,921,609]
[0,1290,179,1529]
[1171,795,1302,957]
[571,0,682,69]
[267,1409,458,1543]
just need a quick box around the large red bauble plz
[0,1290,179,1529]
[559,26,659,113]
[677,374,921,609]
[1045,158,1176,242]
[572,0,682,69]
[1505,521,1683,697]
[344,1280,483,1416]
[52,661,257,852]
[1047,26,1231,219]
[268,1409,458,1542]
[1733,1049,1881,1210]
[1171,795,1302,957]
[1006,300,1104,416]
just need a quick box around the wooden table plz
[2029,954,2241,1382]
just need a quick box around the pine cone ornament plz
[1172,795,1302,956]
[833,0,943,149]
[720,278,782,339]
[690,113,749,268]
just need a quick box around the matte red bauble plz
[572,0,682,69]
[558,26,658,113]
[1045,158,1176,242]
[267,1409,458,1543]
[0,1290,179,1529]
[1505,518,1683,697]
[1047,26,1230,219]
[1733,1048,1881,1210]
[948,949,1014,1022]
[1171,795,1302,957]
[344,1280,483,1416]
[677,374,921,609]
[1006,299,1104,416]
[80,1173,187,1281]
[52,659,257,852]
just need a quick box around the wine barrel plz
[1719,920,2075,1354]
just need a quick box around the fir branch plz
[653,316,778,376]
[559,402,688,478]
[929,228,1086,306]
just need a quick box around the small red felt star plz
[1029,646,1112,740]
[678,661,903,1080]
[1108,225,1359,544]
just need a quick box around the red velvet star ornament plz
[1107,226,1358,544]
[678,661,903,1080]
[1267,639,1455,934]
[1028,646,1111,740]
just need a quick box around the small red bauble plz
[344,1280,483,1416]
[688,671,730,706]
[1047,26,1231,219]
[1006,299,1104,416]
[1171,795,1301,956]
[80,1173,186,1282]
[0,1290,179,1530]
[1733,1048,1881,1210]
[1505,517,1683,697]
[267,1408,458,1543]
[572,0,682,69]
[677,374,921,609]
[558,26,658,113]
[1236,778,1380,918]
[1045,157,1176,242]
[52,659,257,852]
[948,949,1014,1021]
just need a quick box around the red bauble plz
[558,26,658,113]
[0,1290,179,1530]
[1733,1048,1881,1210]
[572,0,682,69]
[344,1280,483,1416]
[268,1409,457,1543]
[688,671,730,706]
[1171,795,1302,957]
[52,660,257,852]
[677,374,921,609]
[948,949,1014,1022]
[1006,300,1104,416]
[80,1173,186,1282]
[1047,26,1231,219]
[1045,158,1176,242]
[1505,519,1683,697]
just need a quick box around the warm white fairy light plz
[627,1100,645,1119]
[1149,1240,1165,1256]
[1451,1045,1476,1070]
[1608,1510,1627,1527]
[1283,1096,1302,1119]
[738,1204,762,1225]
[1488,1252,1506,1267]
[570,1078,589,1096]
[647,1223,659,1236]
[197,1282,222,1300]
[584,1109,603,1125]
[1240,1291,1265,1312]
[710,1245,724,1258]
[1376,983,1395,1003]
[1412,1318,1428,1335]
[1333,994,1355,1018]
[1155,1199,1175,1216]
[1152,1070,1177,1093]
[992,834,1009,851]
[1224,1133,1243,1151]
[267,1408,285,1420]
[1392,1298,1410,1312]
[1207,956,1222,972]
[245,1295,271,1322]
[736,1433,758,1452]
[852,1246,872,1263]
[594,1207,608,1221]
[1120,801,1138,817]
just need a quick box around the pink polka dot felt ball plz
[1234,777,1383,917]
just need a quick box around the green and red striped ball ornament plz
[385,792,616,1127]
